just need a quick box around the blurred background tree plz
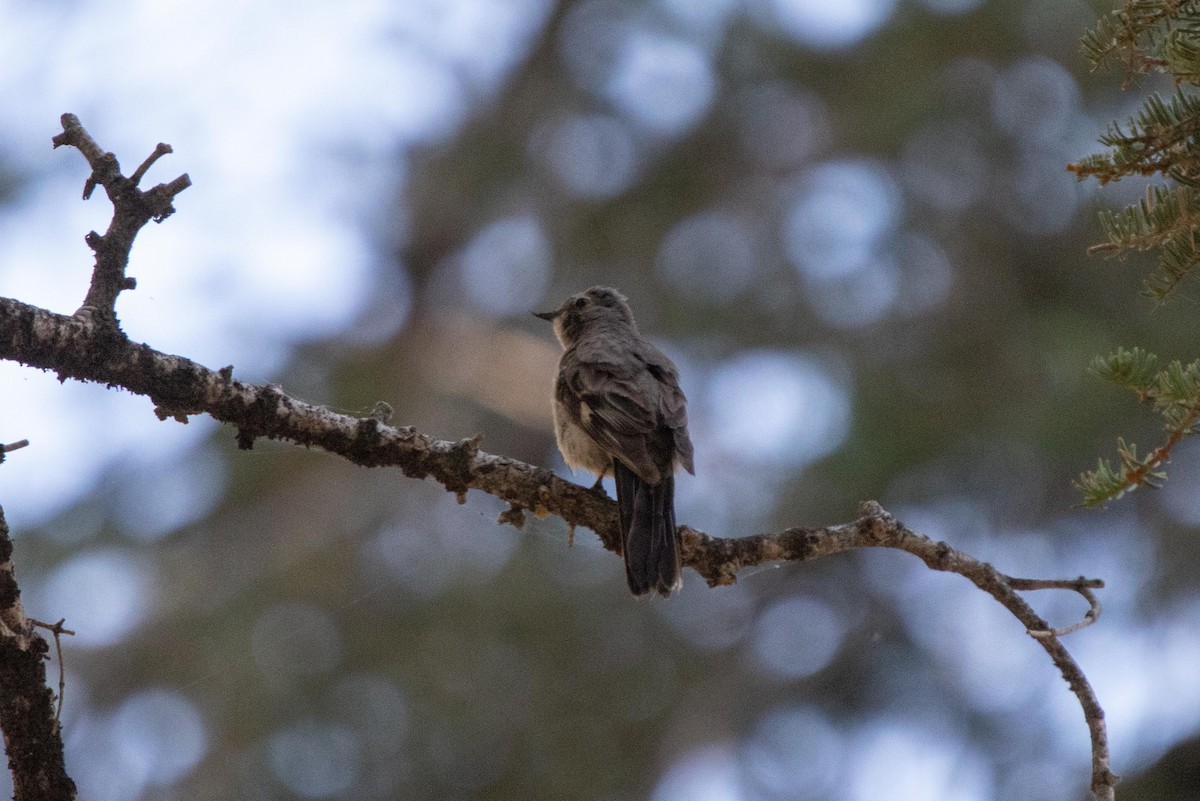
[1,1,1199,800]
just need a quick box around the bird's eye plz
[574,297,588,309]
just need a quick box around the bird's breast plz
[553,400,612,476]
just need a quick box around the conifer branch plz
[1075,3,1200,502]
[1070,92,1200,185]
[1091,184,1200,301]
[1076,347,1200,505]
[1080,1,1200,86]
[1071,112,1200,301]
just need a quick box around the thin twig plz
[0,440,30,464]
[50,113,108,169]
[1010,576,1104,637]
[29,618,74,734]
[129,142,172,186]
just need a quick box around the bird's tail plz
[614,461,682,597]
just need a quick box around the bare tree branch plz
[0,114,1120,801]
[740,504,1116,800]
[51,112,190,323]
[0,440,30,466]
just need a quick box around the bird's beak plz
[532,310,558,321]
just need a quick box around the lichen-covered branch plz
[0,305,1119,798]
[0,114,1118,801]
[0,502,76,801]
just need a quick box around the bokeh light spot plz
[805,257,901,329]
[1161,441,1200,526]
[782,159,905,327]
[849,722,990,801]
[268,721,362,799]
[1004,149,1083,235]
[782,159,901,281]
[891,232,954,317]
[901,122,989,214]
[752,595,845,679]
[761,0,897,50]
[330,673,410,759]
[656,210,759,303]
[733,82,829,169]
[113,688,208,785]
[742,704,843,796]
[460,215,552,317]
[606,32,716,135]
[652,744,746,801]
[991,57,1081,144]
[113,445,226,540]
[40,549,153,648]
[655,580,756,651]
[366,494,520,598]
[369,522,456,598]
[542,113,640,199]
[558,0,637,95]
[706,350,851,467]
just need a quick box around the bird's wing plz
[558,338,695,481]
[637,343,695,475]
[557,348,662,482]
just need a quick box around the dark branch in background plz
[0,497,76,801]
[0,116,1118,800]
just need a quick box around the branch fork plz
[52,113,191,324]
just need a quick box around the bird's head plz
[534,286,636,348]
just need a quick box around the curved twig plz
[28,618,74,734]
[1012,577,1103,637]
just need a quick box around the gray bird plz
[535,286,694,597]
